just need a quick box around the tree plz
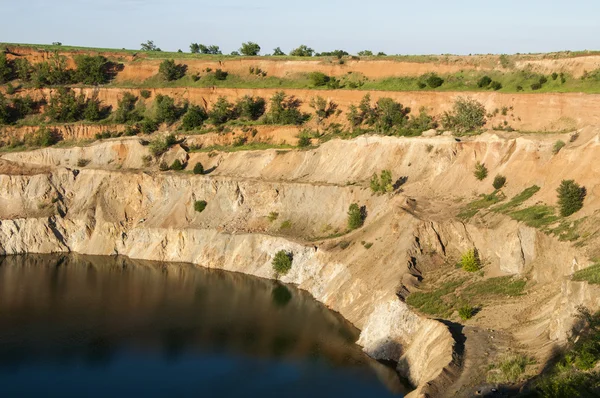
[370,170,393,193]
[478,76,492,88]
[347,203,364,230]
[273,47,285,56]
[208,96,234,125]
[13,58,31,81]
[272,250,293,275]
[373,97,410,133]
[358,50,374,56]
[44,87,87,122]
[426,74,444,88]
[158,59,186,81]
[141,40,161,51]
[182,105,208,130]
[190,43,200,53]
[557,180,586,217]
[442,97,487,134]
[309,72,330,87]
[290,45,314,57]
[240,42,260,56]
[170,159,184,171]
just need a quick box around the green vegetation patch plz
[509,205,559,228]
[492,185,540,213]
[406,278,466,317]
[458,190,506,219]
[573,263,600,285]
[461,276,527,299]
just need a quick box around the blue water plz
[0,254,408,397]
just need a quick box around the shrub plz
[370,170,393,193]
[214,69,228,80]
[170,159,184,171]
[272,47,285,56]
[552,72,559,80]
[234,96,266,120]
[208,96,235,125]
[339,241,350,249]
[557,180,586,217]
[149,134,176,157]
[0,53,13,83]
[553,140,566,154]
[461,249,481,272]
[426,74,444,88]
[474,161,488,180]
[158,161,169,171]
[193,162,204,175]
[493,174,506,189]
[182,105,208,130]
[265,91,309,125]
[6,83,16,95]
[44,87,87,122]
[309,96,337,124]
[488,354,530,384]
[140,89,151,99]
[23,127,61,147]
[158,59,186,81]
[490,81,502,91]
[477,76,492,88]
[114,92,142,123]
[347,203,364,230]
[268,212,279,222]
[13,58,31,81]
[240,42,261,56]
[531,82,542,90]
[194,200,207,213]
[73,55,117,85]
[442,97,486,134]
[139,118,158,134]
[358,50,374,56]
[154,94,186,124]
[272,250,293,275]
[297,133,311,147]
[458,305,475,320]
[77,158,91,167]
[309,72,330,87]
[290,45,314,57]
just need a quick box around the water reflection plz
[0,254,408,397]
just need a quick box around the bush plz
[309,96,337,124]
[240,42,261,56]
[272,250,293,275]
[214,69,228,80]
[44,87,87,122]
[370,170,393,193]
[77,158,91,167]
[309,72,330,87]
[552,72,559,80]
[140,90,151,99]
[193,162,204,175]
[297,133,311,147]
[272,47,285,56]
[154,94,186,124]
[13,58,31,81]
[234,95,266,120]
[493,174,506,189]
[268,212,279,222]
[170,159,184,171]
[358,50,374,56]
[265,91,309,125]
[490,81,502,91]
[442,97,486,134]
[557,180,586,217]
[158,161,169,171]
[458,305,475,320]
[531,82,542,90]
[149,134,176,157]
[290,45,314,57]
[182,105,208,130]
[347,203,364,230]
[158,59,186,81]
[553,140,566,154]
[194,200,208,213]
[426,74,444,88]
[0,53,13,83]
[461,249,481,272]
[74,55,117,85]
[139,118,158,134]
[23,127,61,147]
[114,92,142,123]
[474,161,488,180]
[477,76,492,88]
[208,96,235,125]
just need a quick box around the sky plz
[1,0,599,55]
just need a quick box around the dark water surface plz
[0,254,407,397]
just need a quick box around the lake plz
[0,254,408,397]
